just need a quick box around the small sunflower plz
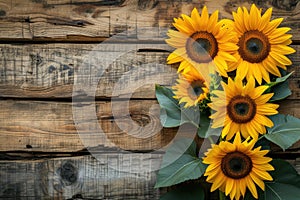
[173,67,209,108]
[203,133,274,200]
[228,4,296,84]
[166,6,238,77]
[208,77,278,140]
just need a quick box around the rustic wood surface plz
[0,43,299,99]
[0,0,299,41]
[0,154,162,199]
[0,0,299,199]
[0,99,299,153]
[0,100,177,152]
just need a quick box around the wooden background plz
[0,0,299,199]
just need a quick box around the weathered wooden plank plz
[0,43,299,99]
[0,100,177,152]
[0,154,299,199]
[0,0,299,41]
[0,43,177,99]
[0,154,161,199]
[0,99,299,153]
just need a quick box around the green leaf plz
[267,71,293,87]
[155,138,207,188]
[269,159,300,187]
[160,183,205,200]
[270,81,292,102]
[265,114,300,150]
[197,113,222,138]
[244,159,300,200]
[265,159,300,200]
[267,71,293,101]
[197,112,210,138]
[155,85,200,128]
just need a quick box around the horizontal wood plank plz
[0,154,161,199]
[0,99,179,152]
[0,99,299,153]
[0,0,299,41]
[0,43,177,99]
[0,44,299,99]
[0,154,299,199]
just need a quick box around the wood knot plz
[58,162,78,185]
[0,10,6,17]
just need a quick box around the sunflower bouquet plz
[155,4,300,200]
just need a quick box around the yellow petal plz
[207,10,219,33]
[246,176,258,199]
[250,172,265,191]
[259,7,272,31]
[264,18,283,35]
[225,178,234,196]
[199,6,209,30]
[249,4,260,29]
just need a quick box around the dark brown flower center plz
[227,95,256,123]
[188,80,205,99]
[238,30,270,63]
[186,31,218,63]
[221,151,252,179]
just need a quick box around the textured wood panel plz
[0,44,299,99]
[0,43,176,99]
[0,99,299,153]
[0,100,178,152]
[0,154,161,199]
[0,0,299,199]
[0,0,299,41]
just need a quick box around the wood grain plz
[0,99,179,152]
[0,154,161,199]
[0,43,177,99]
[0,99,298,153]
[0,1,299,199]
[0,0,299,41]
[0,43,299,99]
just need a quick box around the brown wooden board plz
[0,99,179,152]
[0,99,299,153]
[0,44,299,99]
[0,0,299,199]
[0,154,299,199]
[0,154,162,199]
[0,0,299,41]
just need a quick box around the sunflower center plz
[188,80,205,99]
[186,31,218,63]
[221,151,252,179]
[238,30,270,63]
[227,95,256,123]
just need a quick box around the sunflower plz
[228,4,296,84]
[173,67,210,108]
[203,133,274,200]
[166,6,238,77]
[208,77,278,140]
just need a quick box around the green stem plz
[219,190,227,200]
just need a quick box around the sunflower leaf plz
[267,71,293,101]
[270,81,292,102]
[244,159,300,200]
[155,84,200,128]
[155,138,207,188]
[197,112,210,138]
[197,112,221,138]
[265,114,300,150]
[267,71,293,87]
[265,159,300,199]
[160,183,205,200]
